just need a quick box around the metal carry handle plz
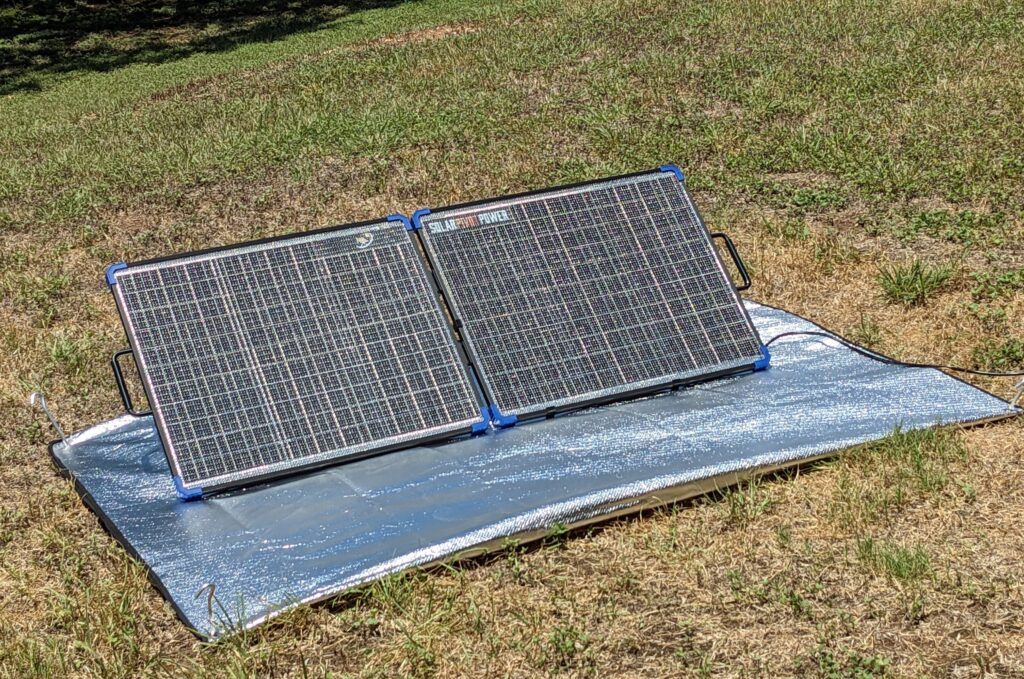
[710,232,752,291]
[111,349,151,416]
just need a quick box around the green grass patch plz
[3,0,1024,236]
[849,315,882,349]
[813,232,862,273]
[814,646,890,679]
[765,217,812,241]
[972,337,1024,371]
[542,624,593,672]
[759,180,847,213]
[829,427,966,530]
[856,537,931,582]
[720,476,773,526]
[970,268,1024,301]
[894,208,1006,245]
[877,260,953,306]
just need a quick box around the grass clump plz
[47,332,92,375]
[896,209,1005,245]
[856,538,931,582]
[877,260,953,306]
[1,268,72,326]
[849,315,882,349]
[721,476,772,526]
[815,647,890,679]
[970,268,1024,301]
[813,232,861,274]
[764,216,812,241]
[542,625,593,673]
[972,338,1024,371]
[760,181,847,213]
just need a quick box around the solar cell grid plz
[111,221,484,494]
[418,169,766,419]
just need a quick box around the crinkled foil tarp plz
[51,303,1018,639]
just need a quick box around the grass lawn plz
[2,0,1023,675]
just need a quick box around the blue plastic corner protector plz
[488,403,518,428]
[410,208,432,232]
[471,407,490,434]
[173,476,203,501]
[105,262,128,286]
[386,213,414,232]
[754,345,771,371]
[658,164,685,182]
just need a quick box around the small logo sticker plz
[355,232,374,249]
[478,209,511,225]
[427,209,511,234]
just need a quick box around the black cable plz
[763,330,1024,378]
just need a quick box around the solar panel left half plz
[107,219,488,499]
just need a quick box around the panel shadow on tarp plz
[50,302,1019,639]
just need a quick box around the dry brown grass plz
[2,0,1024,675]
[2,150,1021,677]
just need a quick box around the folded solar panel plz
[415,167,770,424]
[107,219,487,497]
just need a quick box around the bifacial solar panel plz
[417,168,768,422]
[108,220,485,496]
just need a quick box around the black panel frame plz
[107,218,488,497]
[415,168,767,424]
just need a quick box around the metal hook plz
[194,582,239,633]
[195,582,217,620]
[29,392,69,447]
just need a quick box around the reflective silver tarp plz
[50,303,1018,639]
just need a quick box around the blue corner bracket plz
[489,403,518,428]
[658,164,685,182]
[173,476,204,501]
[754,345,771,371]
[410,208,432,232]
[105,262,128,286]
[386,213,414,232]
[471,406,491,434]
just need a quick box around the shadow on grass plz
[0,0,409,95]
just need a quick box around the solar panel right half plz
[417,167,770,424]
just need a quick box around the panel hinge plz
[489,403,518,428]
[410,208,432,232]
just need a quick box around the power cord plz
[763,331,1024,378]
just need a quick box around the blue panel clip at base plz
[754,345,771,371]
[105,262,128,287]
[471,407,490,435]
[386,213,414,232]
[410,208,432,232]
[488,404,518,428]
[173,476,204,501]
[658,164,685,182]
